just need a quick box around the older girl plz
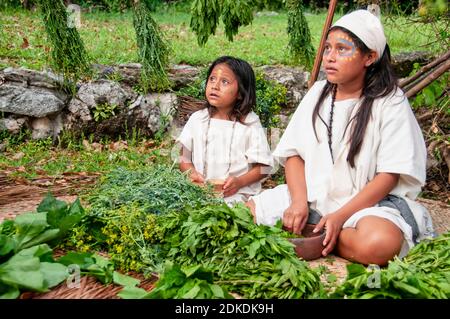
[247,10,435,265]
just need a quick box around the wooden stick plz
[308,0,338,89]
[399,49,450,88]
[405,58,450,98]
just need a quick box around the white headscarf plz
[332,9,386,62]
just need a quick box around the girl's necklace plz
[203,117,237,179]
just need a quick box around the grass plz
[0,135,173,180]
[0,6,445,71]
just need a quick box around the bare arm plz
[179,146,204,183]
[223,164,269,197]
[283,156,309,234]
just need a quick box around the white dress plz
[251,80,435,257]
[177,108,274,204]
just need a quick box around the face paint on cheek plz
[337,36,357,61]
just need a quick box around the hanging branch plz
[190,0,222,46]
[286,0,315,69]
[405,58,450,98]
[133,0,171,93]
[399,49,450,89]
[37,0,90,90]
[221,0,253,42]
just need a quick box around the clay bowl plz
[288,224,326,261]
[207,179,225,193]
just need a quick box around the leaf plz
[393,281,421,295]
[117,286,148,299]
[0,257,45,291]
[0,283,20,299]
[47,197,84,240]
[37,193,67,215]
[113,271,140,288]
[14,213,50,250]
[18,229,60,250]
[0,235,16,256]
[40,262,68,288]
[57,251,95,268]
[345,263,367,280]
[181,284,201,299]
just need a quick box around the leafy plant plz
[92,102,118,122]
[332,232,450,299]
[133,1,171,93]
[286,0,315,69]
[0,194,85,299]
[158,203,324,298]
[121,262,233,299]
[255,72,287,128]
[37,0,91,90]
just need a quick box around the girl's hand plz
[190,170,205,184]
[313,212,346,256]
[283,202,308,235]
[223,176,242,197]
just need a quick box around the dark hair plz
[204,56,256,123]
[312,26,398,167]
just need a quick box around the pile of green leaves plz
[157,203,324,298]
[64,165,219,273]
[0,193,84,298]
[332,232,450,299]
[121,262,233,299]
[87,165,218,215]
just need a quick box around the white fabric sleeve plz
[272,81,326,166]
[376,89,427,186]
[176,111,197,151]
[245,120,274,169]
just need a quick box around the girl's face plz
[322,29,376,86]
[205,63,240,112]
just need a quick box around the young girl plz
[246,10,435,266]
[177,56,273,204]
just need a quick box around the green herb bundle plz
[158,203,323,298]
[133,0,171,93]
[37,0,90,89]
[65,165,219,273]
[286,0,315,69]
[332,232,450,299]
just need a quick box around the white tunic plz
[251,80,435,257]
[177,108,274,203]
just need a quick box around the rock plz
[392,51,433,78]
[168,64,201,90]
[0,116,27,134]
[66,79,135,125]
[0,68,67,117]
[31,115,63,140]
[129,93,179,134]
[93,63,201,90]
[259,65,310,108]
[31,117,52,140]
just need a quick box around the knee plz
[356,233,403,266]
